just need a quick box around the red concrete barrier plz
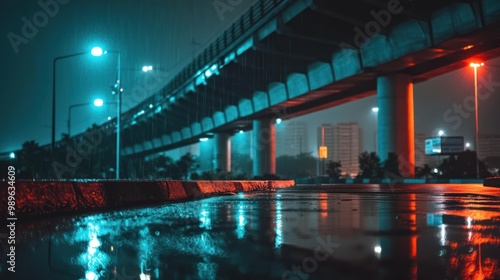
[0,179,294,218]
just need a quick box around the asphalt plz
[2,183,500,280]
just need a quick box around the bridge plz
[69,0,500,178]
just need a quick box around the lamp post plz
[67,99,104,137]
[372,107,379,154]
[52,47,121,178]
[436,129,445,168]
[470,62,484,178]
[91,47,121,179]
[52,51,97,154]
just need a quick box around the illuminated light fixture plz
[149,103,153,109]
[470,62,484,178]
[93,98,104,107]
[465,142,471,148]
[9,152,15,159]
[462,45,474,50]
[199,137,209,142]
[85,271,98,280]
[374,246,382,254]
[276,118,282,124]
[155,106,162,113]
[108,116,111,121]
[204,64,219,78]
[371,107,379,112]
[142,65,153,72]
[90,46,103,57]
[89,236,101,248]
[438,130,445,136]
[239,130,243,134]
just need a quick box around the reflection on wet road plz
[4,184,500,280]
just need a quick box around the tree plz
[176,153,197,179]
[155,155,177,179]
[382,152,400,177]
[439,151,492,178]
[276,153,317,179]
[358,151,382,178]
[326,161,342,179]
[415,164,432,178]
[17,140,50,179]
[231,153,252,176]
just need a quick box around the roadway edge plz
[0,179,295,219]
[484,177,500,188]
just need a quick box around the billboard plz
[319,146,328,159]
[425,136,464,155]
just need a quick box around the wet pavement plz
[2,184,500,280]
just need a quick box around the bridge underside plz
[75,0,500,176]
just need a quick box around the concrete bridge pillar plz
[252,118,276,177]
[377,73,415,177]
[214,133,231,172]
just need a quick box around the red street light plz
[470,62,484,178]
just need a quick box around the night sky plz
[1,0,499,155]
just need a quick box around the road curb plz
[484,177,500,188]
[0,179,295,219]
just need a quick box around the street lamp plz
[92,46,122,179]
[52,49,97,154]
[372,107,379,153]
[142,65,153,72]
[67,99,104,137]
[470,62,484,178]
[438,130,445,137]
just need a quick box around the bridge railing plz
[163,0,288,101]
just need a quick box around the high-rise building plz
[276,121,309,156]
[334,123,361,177]
[415,133,427,167]
[318,122,361,177]
[478,134,500,160]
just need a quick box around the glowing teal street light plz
[67,98,106,137]
[90,46,122,179]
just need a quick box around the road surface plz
[3,183,500,280]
